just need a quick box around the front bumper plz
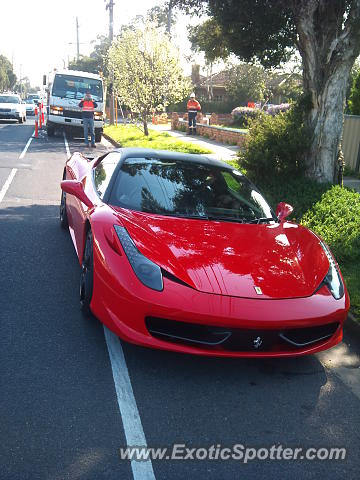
[90,234,349,358]
[47,114,103,130]
[0,111,22,120]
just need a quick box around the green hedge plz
[237,103,309,180]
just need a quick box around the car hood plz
[112,208,329,299]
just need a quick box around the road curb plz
[345,311,360,338]
[102,133,121,148]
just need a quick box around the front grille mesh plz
[145,317,339,352]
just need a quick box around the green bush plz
[254,176,331,222]
[301,186,360,317]
[237,102,310,180]
[301,186,360,263]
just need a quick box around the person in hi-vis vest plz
[78,92,98,147]
[186,92,201,135]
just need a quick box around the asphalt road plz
[0,118,359,480]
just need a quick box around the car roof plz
[113,147,235,170]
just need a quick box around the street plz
[1,119,360,480]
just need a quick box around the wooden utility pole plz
[106,0,115,125]
[76,17,80,61]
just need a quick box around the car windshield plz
[25,99,35,104]
[0,96,20,104]
[52,74,103,101]
[109,157,275,223]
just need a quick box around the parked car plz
[60,148,349,358]
[0,93,26,123]
[24,98,36,116]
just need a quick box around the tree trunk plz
[143,114,149,136]
[293,0,360,183]
[303,61,352,182]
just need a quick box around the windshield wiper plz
[152,211,209,220]
[206,215,246,223]
[248,217,278,224]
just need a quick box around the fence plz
[343,115,360,173]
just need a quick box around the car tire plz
[80,229,94,316]
[60,187,68,229]
[47,125,55,137]
[95,130,102,143]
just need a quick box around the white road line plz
[63,132,71,158]
[103,327,156,480]
[0,168,17,204]
[19,135,33,159]
[0,133,34,204]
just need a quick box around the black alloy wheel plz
[80,229,94,316]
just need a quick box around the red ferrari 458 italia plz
[60,148,349,357]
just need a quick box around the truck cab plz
[45,70,105,142]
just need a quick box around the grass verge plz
[104,125,212,154]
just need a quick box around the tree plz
[348,68,360,115]
[147,2,177,33]
[173,0,360,183]
[69,36,110,77]
[225,63,266,105]
[0,55,16,91]
[108,23,190,135]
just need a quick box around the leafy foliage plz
[237,102,310,180]
[188,19,229,63]
[104,125,211,154]
[302,186,360,263]
[348,68,360,115]
[231,107,263,127]
[225,63,266,105]
[174,0,296,68]
[108,24,190,135]
[0,55,16,91]
[68,35,110,77]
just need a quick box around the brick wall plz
[209,113,233,126]
[171,113,247,147]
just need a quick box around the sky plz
[1,0,203,87]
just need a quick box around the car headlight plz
[50,106,63,115]
[320,241,344,299]
[114,225,163,291]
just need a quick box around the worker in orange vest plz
[186,92,201,135]
[78,91,98,147]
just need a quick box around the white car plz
[24,98,37,116]
[0,93,27,123]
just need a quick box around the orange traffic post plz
[39,103,43,129]
[41,102,45,124]
[34,106,39,138]
[115,97,118,125]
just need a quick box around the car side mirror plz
[276,202,294,222]
[61,180,94,209]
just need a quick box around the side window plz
[93,152,119,199]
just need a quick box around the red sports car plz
[60,148,349,357]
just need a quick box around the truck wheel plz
[47,125,55,137]
[95,130,102,143]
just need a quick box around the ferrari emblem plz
[253,336,263,349]
[254,286,263,295]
